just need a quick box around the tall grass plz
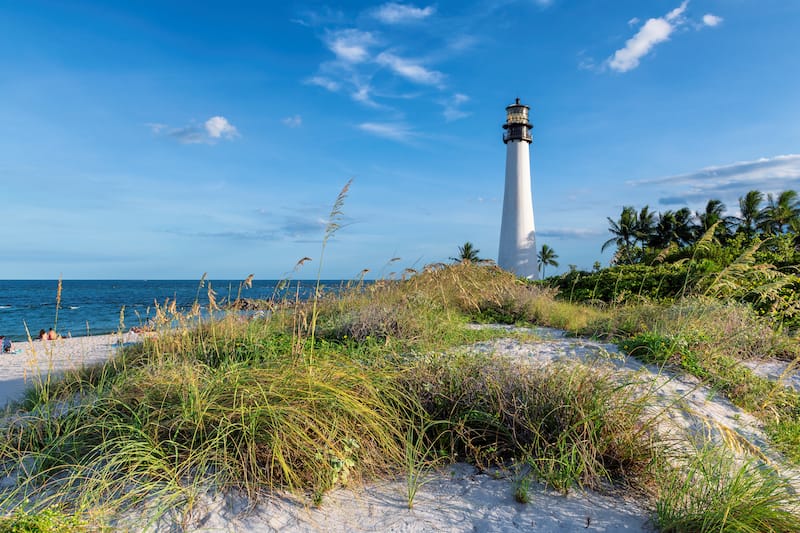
[401,350,657,493]
[655,446,800,532]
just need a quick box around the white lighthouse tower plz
[498,98,538,279]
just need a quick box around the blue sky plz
[2,0,798,280]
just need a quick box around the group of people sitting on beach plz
[38,328,60,341]
[0,329,62,353]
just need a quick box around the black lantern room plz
[502,98,533,144]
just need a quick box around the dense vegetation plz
[0,263,798,531]
[550,189,800,330]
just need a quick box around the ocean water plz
[0,279,338,342]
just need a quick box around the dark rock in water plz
[227,298,273,311]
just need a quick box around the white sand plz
[0,333,131,408]
[3,327,798,531]
[175,463,652,532]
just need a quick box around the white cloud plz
[324,29,377,63]
[373,3,435,24]
[306,76,340,92]
[205,116,239,139]
[607,16,674,72]
[376,52,444,86]
[606,1,724,73]
[665,0,689,22]
[357,122,414,142]
[282,115,302,128]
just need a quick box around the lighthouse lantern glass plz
[506,106,528,124]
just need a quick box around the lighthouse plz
[498,98,538,279]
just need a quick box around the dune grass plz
[1,263,799,531]
[655,446,800,532]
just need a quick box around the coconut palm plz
[695,199,735,242]
[649,210,678,249]
[602,206,638,263]
[538,244,559,277]
[759,190,800,235]
[451,241,481,263]
[635,206,657,247]
[736,190,764,239]
[673,207,695,246]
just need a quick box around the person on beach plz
[46,328,59,340]
[38,329,47,340]
[1,336,11,353]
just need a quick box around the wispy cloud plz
[324,28,377,63]
[372,3,435,24]
[605,1,721,73]
[306,76,341,92]
[630,155,800,205]
[357,122,415,142]
[173,212,328,243]
[442,93,470,121]
[375,52,444,86]
[282,115,302,128]
[151,116,240,144]
[538,228,603,239]
[146,122,168,134]
[304,3,468,113]
[280,215,326,238]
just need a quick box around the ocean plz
[0,279,338,342]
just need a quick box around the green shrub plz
[0,507,86,533]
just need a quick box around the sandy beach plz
[0,333,130,408]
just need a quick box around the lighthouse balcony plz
[503,130,532,143]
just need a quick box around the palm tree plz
[695,199,735,242]
[601,206,638,263]
[759,190,800,235]
[538,244,559,277]
[650,210,678,249]
[635,206,656,247]
[736,190,764,239]
[674,207,695,246]
[451,241,481,263]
